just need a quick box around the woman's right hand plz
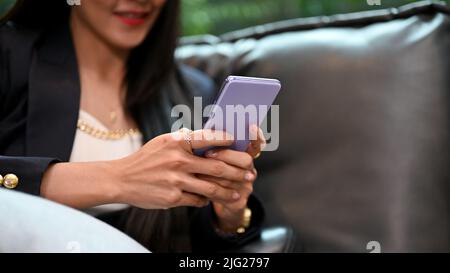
[109,129,251,209]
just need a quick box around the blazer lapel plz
[26,24,80,161]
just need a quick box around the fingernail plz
[232,192,241,200]
[206,151,217,157]
[245,172,255,181]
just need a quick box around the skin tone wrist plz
[41,161,122,209]
[215,206,247,232]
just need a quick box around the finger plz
[169,129,233,152]
[181,175,241,202]
[216,197,249,212]
[197,174,246,191]
[187,154,256,183]
[190,129,235,150]
[177,192,209,207]
[204,149,254,170]
[197,174,235,189]
[247,125,266,158]
[201,174,255,199]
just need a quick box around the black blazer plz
[0,22,263,251]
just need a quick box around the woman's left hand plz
[198,125,266,233]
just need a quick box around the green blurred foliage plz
[0,0,17,18]
[182,0,450,36]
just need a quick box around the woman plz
[0,0,265,252]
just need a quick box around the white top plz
[70,110,143,216]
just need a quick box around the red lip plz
[114,11,149,26]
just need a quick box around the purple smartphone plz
[194,76,281,156]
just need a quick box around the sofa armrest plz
[0,189,149,253]
[0,189,296,253]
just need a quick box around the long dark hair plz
[11,0,191,252]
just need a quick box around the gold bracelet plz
[0,174,3,187]
[214,207,253,236]
[236,207,252,234]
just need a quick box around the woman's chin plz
[110,33,148,50]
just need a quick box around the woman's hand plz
[42,129,253,210]
[110,129,256,210]
[200,125,267,232]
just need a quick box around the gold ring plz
[179,128,193,149]
[185,132,192,148]
[254,152,261,159]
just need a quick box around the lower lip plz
[115,14,148,26]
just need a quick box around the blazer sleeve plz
[0,25,60,196]
[0,156,60,196]
[0,24,5,103]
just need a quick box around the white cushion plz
[0,189,149,253]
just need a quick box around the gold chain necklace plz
[77,119,141,140]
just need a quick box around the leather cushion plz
[177,2,450,252]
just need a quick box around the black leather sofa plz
[177,1,450,252]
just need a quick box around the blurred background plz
[181,0,450,35]
[1,0,449,35]
[0,0,15,18]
